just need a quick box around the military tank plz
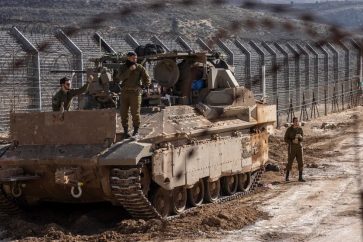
[0,51,276,219]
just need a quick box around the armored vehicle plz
[0,52,276,218]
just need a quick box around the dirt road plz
[225,135,362,241]
[0,107,361,241]
[224,107,362,242]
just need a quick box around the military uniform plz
[52,83,89,111]
[284,125,304,172]
[116,63,151,133]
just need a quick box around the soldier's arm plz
[284,128,291,143]
[69,83,89,97]
[52,94,61,111]
[299,128,304,141]
[140,66,151,87]
[114,65,128,84]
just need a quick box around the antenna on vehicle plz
[99,37,102,56]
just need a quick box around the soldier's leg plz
[296,147,306,182]
[286,145,297,181]
[296,147,304,171]
[130,93,142,131]
[286,145,296,171]
[120,92,131,129]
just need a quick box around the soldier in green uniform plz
[284,117,306,182]
[52,76,90,112]
[115,51,151,138]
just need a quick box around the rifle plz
[50,70,87,73]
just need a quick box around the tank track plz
[0,187,21,217]
[167,167,264,220]
[218,168,263,203]
[110,167,162,219]
[0,146,21,217]
[110,166,264,220]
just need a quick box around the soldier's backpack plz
[135,43,165,57]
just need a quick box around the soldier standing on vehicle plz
[52,75,92,112]
[115,51,151,138]
[284,117,306,182]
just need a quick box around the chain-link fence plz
[0,26,361,131]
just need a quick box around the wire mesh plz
[0,27,361,131]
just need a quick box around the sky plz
[260,0,362,3]
[262,0,362,3]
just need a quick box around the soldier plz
[52,75,91,112]
[284,117,306,182]
[116,51,151,138]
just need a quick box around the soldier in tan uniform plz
[52,76,90,112]
[284,117,306,182]
[115,51,151,137]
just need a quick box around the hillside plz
[0,0,339,41]
[291,1,363,29]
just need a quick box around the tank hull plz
[0,104,275,218]
[0,50,278,218]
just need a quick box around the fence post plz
[318,44,330,107]
[287,43,301,111]
[176,36,193,52]
[93,32,117,54]
[300,92,309,121]
[125,33,140,49]
[348,81,353,109]
[331,86,339,112]
[276,96,280,128]
[297,43,310,102]
[250,41,265,96]
[354,80,359,107]
[341,83,344,110]
[262,41,278,101]
[327,42,339,83]
[349,39,361,106]
[274,43,290,110]
[150,36,170,52]
[262,65,266,101]
[324,88,328,116]
[311,92,319,118]
[217,39,234,65]
[55,29,84,86]
[287,98,294,122]
[10,27,41,111]
[360,50,363,106]
[306,42,319,101]
[235,40,251,88]
[197,38,212,52]
[339,41,350,107]
[350,39,362,89]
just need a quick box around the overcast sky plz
[260,0,363,3]
[226,0,363,5]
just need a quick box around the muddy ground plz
[0,107,362,241]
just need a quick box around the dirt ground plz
[0,107,362,241]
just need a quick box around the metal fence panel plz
[0,27,361,131]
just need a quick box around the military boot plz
[123,126,130,139]
[298,171,306,182]
[285,170,290,182]
[132,126,139,136]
